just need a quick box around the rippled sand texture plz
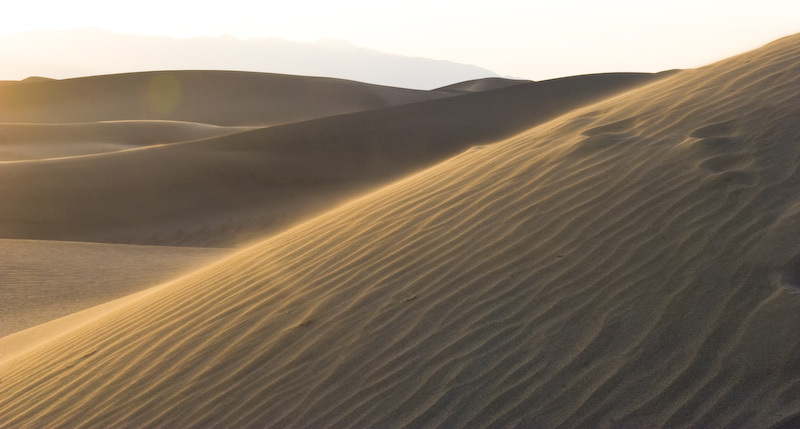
[0,72,660,247]
[0,239,226,337]
[3,35,800,427]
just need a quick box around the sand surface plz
[0,72,664,247]
[0,239,226,337]
[0,121,252,161]
[3,35,800,428]
[435,77,531,93]
[0,70,450,126]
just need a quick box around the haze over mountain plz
[0,28,501,89]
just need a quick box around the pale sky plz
[4,0,800,80]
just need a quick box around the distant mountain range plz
[0,28,501,89]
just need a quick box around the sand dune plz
[0,77,54,87]
[0,70,450,126]
[0,28,502,90]
[0,239,226,337]
[0,121,252,161]
[0,287,162,366]
[435,77,531,94]
[0,72,665,247]
[2,34,800,427]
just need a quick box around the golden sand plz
[3,35,800,427]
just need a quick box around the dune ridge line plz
[3,34,800,427]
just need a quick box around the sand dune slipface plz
[3,35,800,427]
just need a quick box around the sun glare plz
[4,0,800,80]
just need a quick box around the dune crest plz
[0,72,664,247]
[0,70,449,126]
[3,34,800,427]
[435,77,531,93]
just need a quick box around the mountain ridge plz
[0,28,501,90]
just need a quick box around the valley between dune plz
[3,34,800,428]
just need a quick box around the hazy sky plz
[6,0,800,80]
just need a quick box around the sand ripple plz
[3,35,800,427]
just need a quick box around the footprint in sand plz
[779,254,800,293]
[683,120,759,187]
[685,120,744,156]
[754,202,800,293]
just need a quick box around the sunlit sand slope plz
[0,70,449,126]
[0,72,664,247]
[0,239,226,337]
[4,35,800,427]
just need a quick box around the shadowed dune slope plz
[0,72,665,247]
[3,34,800,427]
[0,70,450,126]
[0,121,252,161]
[435,77,531,93]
